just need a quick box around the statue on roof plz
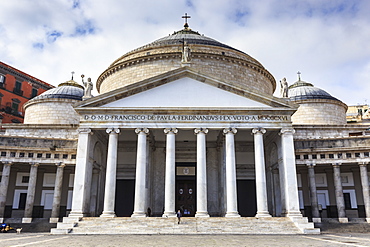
[82,75,93,99]
[280,77,288,98]
[181,41,191,63]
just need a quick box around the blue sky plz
[0,0,369,105]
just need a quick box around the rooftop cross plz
[71,71,75,80]
[182,13,191,28]
[297,71,301,81]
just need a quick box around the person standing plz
[176,210,182,224]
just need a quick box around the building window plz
[19,152,25,157]
[364,152,369,158]
[312,154,317,159]
[303,154,309,159]
[71,154,76,159]
[28,153,34,158]
[37,153,42,158]
[355,153,360,158]
[338,153,342,158]
[63,154,68,159]
[320,154,325,159]
[0,74,5,86]
[344,193,352,209]
[13,81,23,96]
[31,88,38,98]
[1,151,6,157]
[21,176,30,183]
[10,152,16,157]
[346,153,352,158]
[46,153,51,158]
[11,101,19,113]
[54,154,60,158]
[329,154,334,158]
[295,155,300,159]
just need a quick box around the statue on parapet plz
[181,41,191,63]
[82,74,93,99]
[280,77,288,98]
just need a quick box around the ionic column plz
[252,128,271,217]
[223,128,240,217]
[132,128,149,217]
[69,128,93,218]
[23,163,39,223]
[307,163,321,223]
[332,163,348,223]
[163,128,178,217]
[195,128,209,217]
[50,162,66,223]
[101,128,120,217]
[0,162,13,223]
[279,128,302,218]
[359,162,370,223]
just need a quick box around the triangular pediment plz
[75,67,298,111]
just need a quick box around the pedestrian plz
[176,209,182,224]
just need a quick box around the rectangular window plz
[54,154,60,158]
[0,74,5,87]
[1,152,6,157]
[320,154,325,159]
[71,154,76,159]
[344,193,352,209]
[329,154,334,159]
[13,81,23,95]
[31,88,38,98]
[346,153,352,158]
[295,155,300,159]
[364,152,369,158]
[46,153,51,158]
[28,153,34,158]
[18,193,27,210]
[312,154,317,159]
[338,153,342,158]
[21,176,30,183]
[19,152,25,157]
[355,153,361,158]
[10,152,16,157]
[303,154,309,159]
[37,153,42,158]
[11,102,19,112]
[63,154,68,159]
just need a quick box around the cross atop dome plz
[182,13,191,29]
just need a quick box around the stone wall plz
[24,98,80,125]
[291,99,347,125]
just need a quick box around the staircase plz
[51,217,320,235]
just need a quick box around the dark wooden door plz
[237,180,257,217]
[176,180,196,217]
[115,179,135,217]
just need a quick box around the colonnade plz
[306,162,370,223]
[69,126,302,219]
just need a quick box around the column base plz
[100,211,116,218]
[225,212,240,217]
[22,218,32,223]
[195,212,210,217]
[0,218,4,223]
[162,212,176,218]
[49,217,59,223]
[366,218,370,223]
[131,212,146,217]
[312,218,321,223]
[338,217,348,223]
[255,212,272,218]
[285,211,303,218]
[68,212,85,218]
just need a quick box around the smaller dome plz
[288,80,340,101]
[32,80,84,101]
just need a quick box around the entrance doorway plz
[176,163,196,217]
[115,179,135,216]
[237,180,257,216]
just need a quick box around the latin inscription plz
[83,114,289,122]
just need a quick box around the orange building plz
[0,61,53,123]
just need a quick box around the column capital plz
[135,128,149,135]
[306,163,316,168]
[252,127,266,135]
[164,128,178,134]
[55,162,66,168]
[359,162,369,167]
[332,162,342,168]
[2,162,13,166]
[78,128,92,134]
[29,162,39,167]
[279,127,295,135]
[223,127,237,135]
[106,128,120,134]
[194,128,208,135]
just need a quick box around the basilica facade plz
[0,22,369,234]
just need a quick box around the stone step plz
[50,217,320,235]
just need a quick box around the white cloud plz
[0,0,369,105]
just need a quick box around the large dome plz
[97,25,276,95]
[288,78,347,125]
